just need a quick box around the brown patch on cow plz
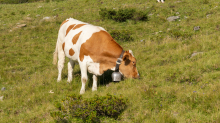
[62,42,65,51]
[60,20,69,29]
[72,31,82,45]
[69,48,75,56]
[66,24,76,36]
[79,30,123,74]
[72,24,86,30]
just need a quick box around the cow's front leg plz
[80,76,88,94]
[67,59,75,83]
[92,75,97,91]
[80,64,88,94]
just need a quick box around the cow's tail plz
[53,40,58,65]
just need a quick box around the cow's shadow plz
[64,69,122,88]
[88,70,117,88]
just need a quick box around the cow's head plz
[119,50,139,79]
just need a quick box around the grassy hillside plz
[0,0,220,122]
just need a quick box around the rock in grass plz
[40,17,51,22]
[43,17,51,20]
[1,87,6,91]
[17,24,26,28]
[194,26,200,31]
[167,16,180,22]
[206,14,211,18]
[49,90,54,93]
[191,52,203,58]
[25,17,32,21]
[0,96,3,101]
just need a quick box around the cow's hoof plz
[92,87,97,92]
[80,90,85,94]
[57,79,61,82]
[67,79,72,83]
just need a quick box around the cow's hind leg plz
[92,75,97,91]
[79,63,88,94]
[67,59,75,83]
[57,42,65,82]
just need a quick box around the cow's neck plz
[98,40,123,74]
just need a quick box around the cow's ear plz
[123,53,129,61]
[123,51,131,60]
[123,54,130,65]
[129,50,134,57]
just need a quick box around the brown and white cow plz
[53,18,139,94]
[157,0,164,3]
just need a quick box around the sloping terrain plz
[0,0,220,122]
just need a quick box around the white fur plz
[67,59,75,82]
[129,50,134,57]
[92,75,98,91]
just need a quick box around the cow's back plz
[58,18,87,41]
[59,18,106,62]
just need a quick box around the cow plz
[157,0,165,3]
[53,18,139,94]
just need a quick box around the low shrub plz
[99,8,117,20]
[0,0,37,4]
[50,94,128,123]
[110,30,133,42]
[112,8,135,22]
[0,0,64,4]
[45,0,65,2]
[203,0,209,4]
[99,8,148,22]
[19,11,26,15]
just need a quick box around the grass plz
[0,0,220,122]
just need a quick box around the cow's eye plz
[132,62,135,65]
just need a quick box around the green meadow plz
[0,0,220,122]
